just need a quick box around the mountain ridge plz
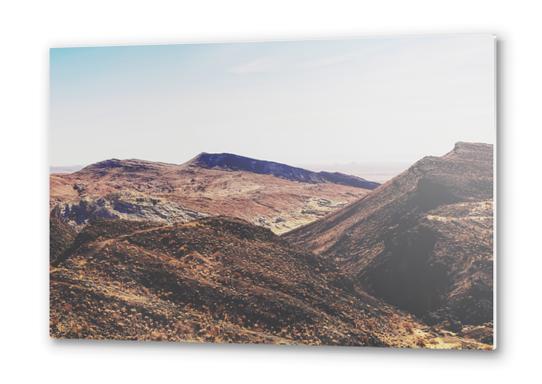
[189,152,380,189]
[65,153,380,190]
[284,142,494,338]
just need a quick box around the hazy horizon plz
[51,34,495,168]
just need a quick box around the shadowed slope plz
[285,142,494,339]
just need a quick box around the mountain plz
[50,216,488,348]
[49,145,494,348]
[50,154,379,234]
[285,142,494,341]
[191,153,380,189]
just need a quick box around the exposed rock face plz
[50,216,488,348]
[191,152,380,189]
[50,155,377,234]
[55,192,207,228]
[285,142,494,333]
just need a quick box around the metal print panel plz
[49,34,496,349]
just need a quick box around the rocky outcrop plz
[55,192,207,228]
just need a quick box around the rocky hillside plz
[285,142,494,342]
[50,155,378,234]
[50,216,488,348]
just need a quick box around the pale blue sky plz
[50,34,495,167]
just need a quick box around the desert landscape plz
[49,35,495,349]
[49,142,494,349]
